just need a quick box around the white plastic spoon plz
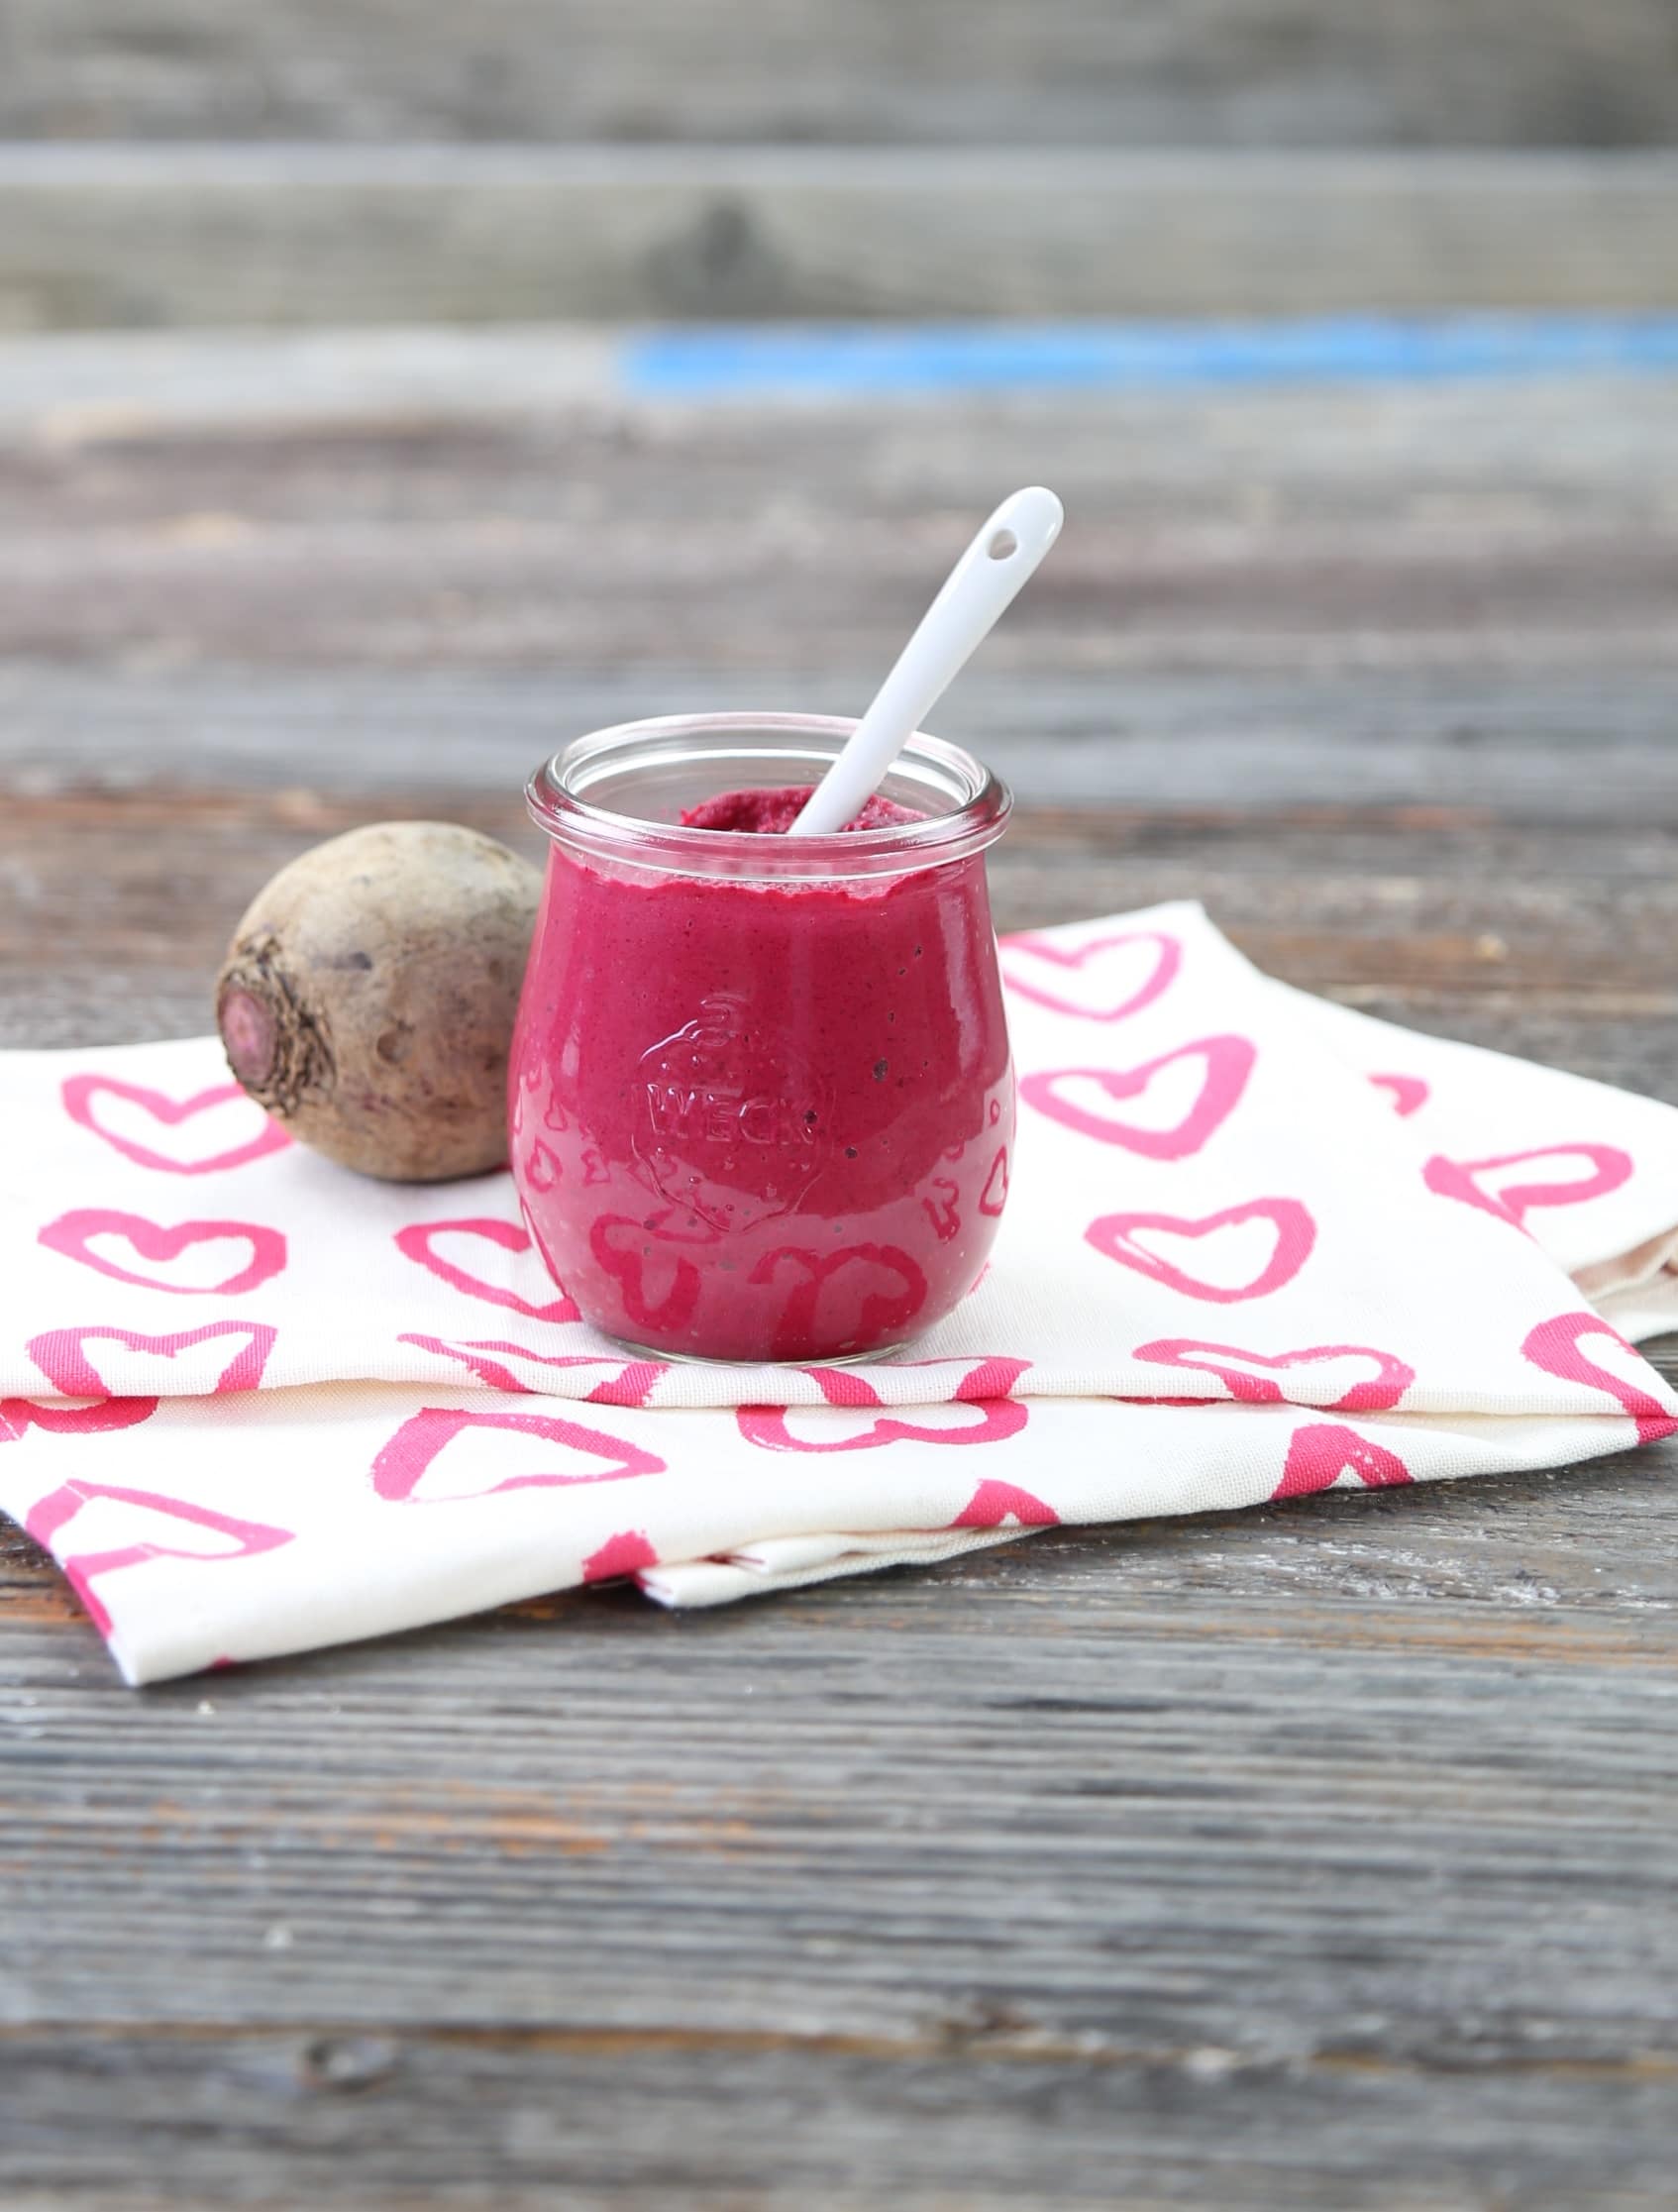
[788,484,1064,835]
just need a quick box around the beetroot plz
[216,821,541,1183]
[680,787,920,834]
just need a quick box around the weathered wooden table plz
[3,346,1677,2206]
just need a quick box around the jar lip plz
[527,710,1012,878]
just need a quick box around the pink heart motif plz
[582,1529,659,1584]
[61,1074,289,1175]
[38,1210,287,1297]
[1086,1198,1316,1305]
[1368,1072,1429,1118]
[1020,1034,1256,1159]
[395,1217,579,1323]
[1521,1311,1678,1443]
[590,1214,702,1334]
[1423,1144,1633,1229]
[371,1405,665,1503]
[1,1394,157,1444]
[951,1479,1060,1528]
[27,1321,277,1398]
[749,1241,928,1363]
[398,1331,667,1408]
[737,1356,1030,1453]
[999,928,1183,1023]
[738,1400,1028,1453]
[25,1480,293,1634]
[1132,1336,1415,1413]
[811,1355,1031,1405]
[921,1179,961,1241]
[1272,1422,1412,1499]
[524,1140,561,1194]
[978,1146,1009,1215]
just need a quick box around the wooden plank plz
[1,375,1676,671]
[6,663,1678,823]
[9,322,1678,448]
[1,2022,1676,2209]
[2,148,1678,328]
[4,0,1678,150]
[0,327,626,434]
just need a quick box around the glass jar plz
[510,712,1013,1363]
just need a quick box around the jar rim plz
[527,710,1011,880]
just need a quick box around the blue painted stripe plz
[623,317,1678,398]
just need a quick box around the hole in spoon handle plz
[789,485,1064,836]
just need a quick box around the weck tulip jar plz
[509,712,1014,1363]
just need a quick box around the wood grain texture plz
[3,148,1678,328]
[10,661,1678,824]
[3,1466,1678,2206]
[4,0,1678,149]
[1,374,1676,670]
[4,358,1678,2205]
[2,2018,1674,2209]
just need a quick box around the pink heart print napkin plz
[5,900,1677,1685]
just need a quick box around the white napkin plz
[3,901,1673,1684]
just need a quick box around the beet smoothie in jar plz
[510,712,1014,1364]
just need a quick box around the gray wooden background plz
[2,0,1677,327]
[6,0,1677,145]
[6,4,1678,2207]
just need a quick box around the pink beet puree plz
[679,787,915,834]
[509,785,1013,1362]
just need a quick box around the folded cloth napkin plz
[4,901,1676,1685]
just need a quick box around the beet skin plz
[215,821,542,1183]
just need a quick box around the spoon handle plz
[789,484,1063,836]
